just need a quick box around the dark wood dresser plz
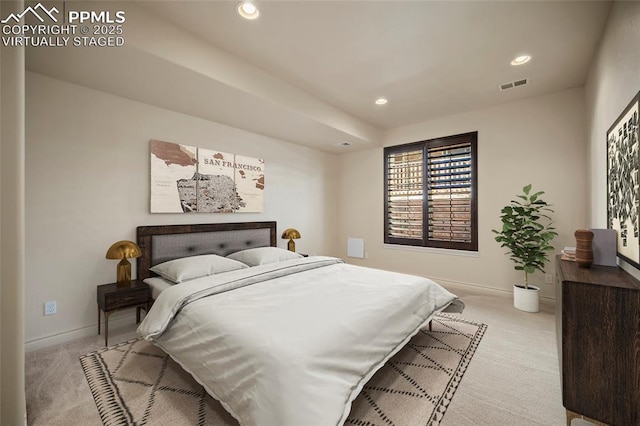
[556,256,640,426]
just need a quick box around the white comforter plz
[137,256,463,426]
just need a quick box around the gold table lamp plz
[106,240,142,287]
[281,228,301,252]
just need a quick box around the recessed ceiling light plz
[237,1,260,20]
[511,55,531,66]
[375,98,388,105]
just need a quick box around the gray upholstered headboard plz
[136,222,277,280]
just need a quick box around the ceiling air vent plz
[498,78,529,91]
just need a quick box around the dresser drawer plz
[557,255,640,425]
[104,288,148,311]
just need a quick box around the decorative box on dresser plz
[556,255,640,426]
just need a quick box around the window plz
[384,132,478,251]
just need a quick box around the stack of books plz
[561,246,576,261]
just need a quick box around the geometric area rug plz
[80,314,486,426]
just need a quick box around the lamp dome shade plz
[106,240,142,259]
[281,228,301,239]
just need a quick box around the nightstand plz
[97,280,150,346]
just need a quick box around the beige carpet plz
[79,315,486,426]
[26,283,571,426]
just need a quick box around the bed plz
[136,221,464,426]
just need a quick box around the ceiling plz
[26,1,612,153]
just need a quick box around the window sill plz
[383,243,480,258]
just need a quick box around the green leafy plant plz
[492,184,558,289]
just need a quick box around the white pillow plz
[227,247,303,267]
[150,254,248,283]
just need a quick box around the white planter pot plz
[513,284,540,313]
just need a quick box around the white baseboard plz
[429,276,556,301]
[25,312,137,352]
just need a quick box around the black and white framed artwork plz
[607,91,640,268]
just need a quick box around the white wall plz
[1,1,27,421]
[337,88,588,298]
[25,72,339,348]
[585,1,640,279]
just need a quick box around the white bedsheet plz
[137,256,462,426]
[143,276,173,300]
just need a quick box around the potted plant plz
[492,184,558,312]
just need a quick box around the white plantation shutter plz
[384,132,477,251]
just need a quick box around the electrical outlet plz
[44,301,57,316]
[545,273,553,284]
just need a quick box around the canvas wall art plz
[607,92,639,267]
[150,140,265,213]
